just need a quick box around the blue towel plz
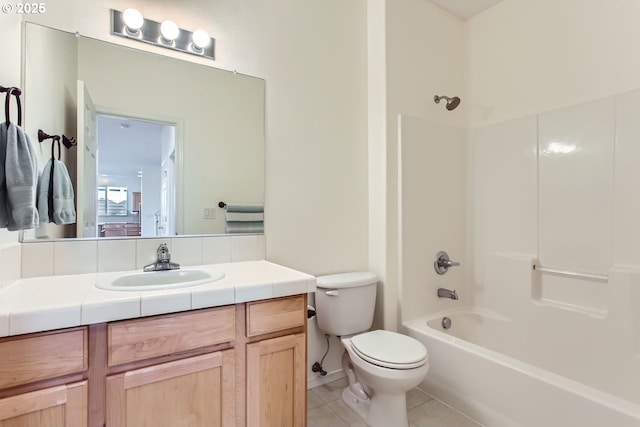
[225,211,264,222]
[226,221,264,233]
[225,203,264,233]
[0,122,39,230]
[225,204,264,213]
[37,158,76,225]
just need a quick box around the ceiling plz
[97,115,167,177]
[426,0,504,20]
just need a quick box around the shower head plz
[434,95,461,111]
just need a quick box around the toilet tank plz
[315,272,378,336]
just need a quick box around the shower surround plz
[398,87,640,426]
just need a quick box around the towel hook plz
[62,134,77,149]
[1,85,22,126]
[51,139,61,160]
[38,129,76,159]
[38,129,62,160]
[218,201,227,208]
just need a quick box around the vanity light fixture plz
[122,8,144,35]
[159,20,180,44]
[192,29,211,51]
[111,9,215,60]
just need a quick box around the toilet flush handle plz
[325,290,340,296]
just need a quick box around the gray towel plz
[37,158,76,225]
[0,122,39,230]
[0,124,7,228]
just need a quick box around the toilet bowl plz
[339,331,429,427]
[315,272,429,427]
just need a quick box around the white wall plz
[466,0,640,304]
[469,116,537,314]
[140,165,161,236]
[399,115,467,321]
[466,0,640,128]
[464,0,640,355]
[384,0,466,328]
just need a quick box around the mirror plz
[21,23,265,240]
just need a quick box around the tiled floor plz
[308,378,482,427]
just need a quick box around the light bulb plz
[122,8,144,31]
[192,29,211,49]
[160,20,180,41]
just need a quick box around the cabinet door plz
[247,333,306,427]
[0,381,87,427]
[106,350,234,427]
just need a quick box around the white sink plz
[95,268,225,292]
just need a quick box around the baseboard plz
[307,369,345,389]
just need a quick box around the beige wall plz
[22,23,77,239]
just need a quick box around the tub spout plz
[437,288,458,300]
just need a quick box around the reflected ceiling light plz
[122,8,144,34]
[111,9,215,60]
[160,20,180,43]
[543,142,577,155]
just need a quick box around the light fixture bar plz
[111,9,215,60]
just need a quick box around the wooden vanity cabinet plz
[106,350,235,427]
[245,295,307,427]
[0,294,308,427]
[104,306,236,427]
[0,382,88,427]
[0,328,89,427]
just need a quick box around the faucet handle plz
[434,251,460,275]
[157,243,171,262]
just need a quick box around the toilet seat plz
[350,330,427,370]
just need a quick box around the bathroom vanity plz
[0,261,313,427]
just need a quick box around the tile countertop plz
[0,260,316,338]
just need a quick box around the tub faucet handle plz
[434,251,461,275]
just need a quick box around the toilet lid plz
[350,330,427,370]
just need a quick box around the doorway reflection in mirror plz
[96,115,176,238]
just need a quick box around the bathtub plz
[403,308,640,427]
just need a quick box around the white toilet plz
[315,272,429,427]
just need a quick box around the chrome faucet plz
[143,243,180,272]
[437,288,459,300]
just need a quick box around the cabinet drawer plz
[108,306,235,366]
[246,295,305,337]
[0,328,88,389]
